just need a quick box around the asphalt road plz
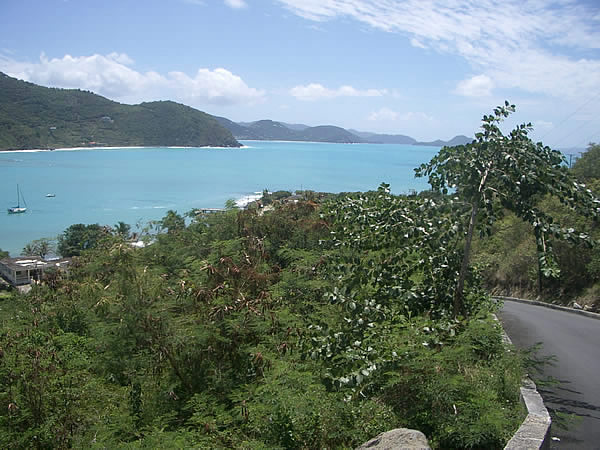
[500,300,600,449]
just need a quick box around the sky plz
[1,0,599,148]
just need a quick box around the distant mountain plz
[0,72,240,150]
[0,73,472,149]
[214,116,261,140]
[280,122,310,131]
[302,126,362,143]
[218,119,363,143]
[247,120,302,140]
[220,117,473,146]
[238,121,310,132]
[349,130,417,145]
[415,135,473,147]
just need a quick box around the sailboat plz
[8,184,27,214]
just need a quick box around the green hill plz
[247,119,302,140]
[301,125,362,143]
[415,135,473,147]
[349,129,417,144]
[0,73,240,150]
[217,118,364,143]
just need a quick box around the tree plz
[0,248,8,259]
[572,143,600,183]
[22,238,55,259]
[159,210,185,234]
[224,198,238,210]
[416,103,599,315]
[113,221,131,238]
[57,224,106,257]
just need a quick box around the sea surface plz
[0,140,440,256]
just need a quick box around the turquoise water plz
[0,141,440,256]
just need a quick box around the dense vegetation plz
[472,142,600,309]
[1,104,597,448]
[0,73,240,150]
[0,192,525,449]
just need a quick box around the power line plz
[539,91,600,142]
[551,119,597,149]
[571,130,600,152]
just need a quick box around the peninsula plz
[0,72,472,149]
[0,72,241,150]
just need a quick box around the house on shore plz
[0,256,71,287]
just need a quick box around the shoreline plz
[240,139,360,145]
[0,145,250,153]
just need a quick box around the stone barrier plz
[494,310,552,450]
[494,296,600,320]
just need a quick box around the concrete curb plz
[504,378,552,449]
[494,296,600,320]
[493,314,552,450]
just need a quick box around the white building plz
[0,257,71,286]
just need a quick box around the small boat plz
[8,184,27,214]
[46,193,56,198]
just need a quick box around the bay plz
[0,140,440,256]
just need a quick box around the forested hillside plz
[473,142,600,310]
[214,117,364,143]
[1,104,597,448]
[0,191,526,449]
[215,116,473,146]
[0,73,240,149]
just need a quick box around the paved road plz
[500,300,600,449]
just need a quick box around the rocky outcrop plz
[356,428,431,450]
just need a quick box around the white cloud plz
[409,38,426,49]
[454,74,494,97]
[275,0,600,100]
[368,108,432,122]
[224,0,247,8]
[368,107,398,121]
[168,68,262,105]
[534,120,553,130]
[398,111,433,122]
[290,83,386,101]
[0,53,264,107]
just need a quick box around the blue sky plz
[1,0,599,148]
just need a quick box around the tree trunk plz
[454,200,479,317]
[534,227,545,296]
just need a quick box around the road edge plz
[493,314,552,450]
[494,296,600,320]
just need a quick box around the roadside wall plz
[494,311,552,450]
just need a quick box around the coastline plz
[0,145,250,153]
[1,141,440,257]
[235,192,263,208]
[240,139,357,145]
[239,139,444,148]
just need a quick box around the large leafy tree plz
[57,223,107,257]
[22,238,55,259]
[159,210,186,234]
[416,103,599,315]
[572,143,600,184]
[113,221,131,238]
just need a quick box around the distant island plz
[0,72,472,150]
[216,117,473,147]
[0,73,241,150]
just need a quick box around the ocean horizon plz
[1,140,441,256]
